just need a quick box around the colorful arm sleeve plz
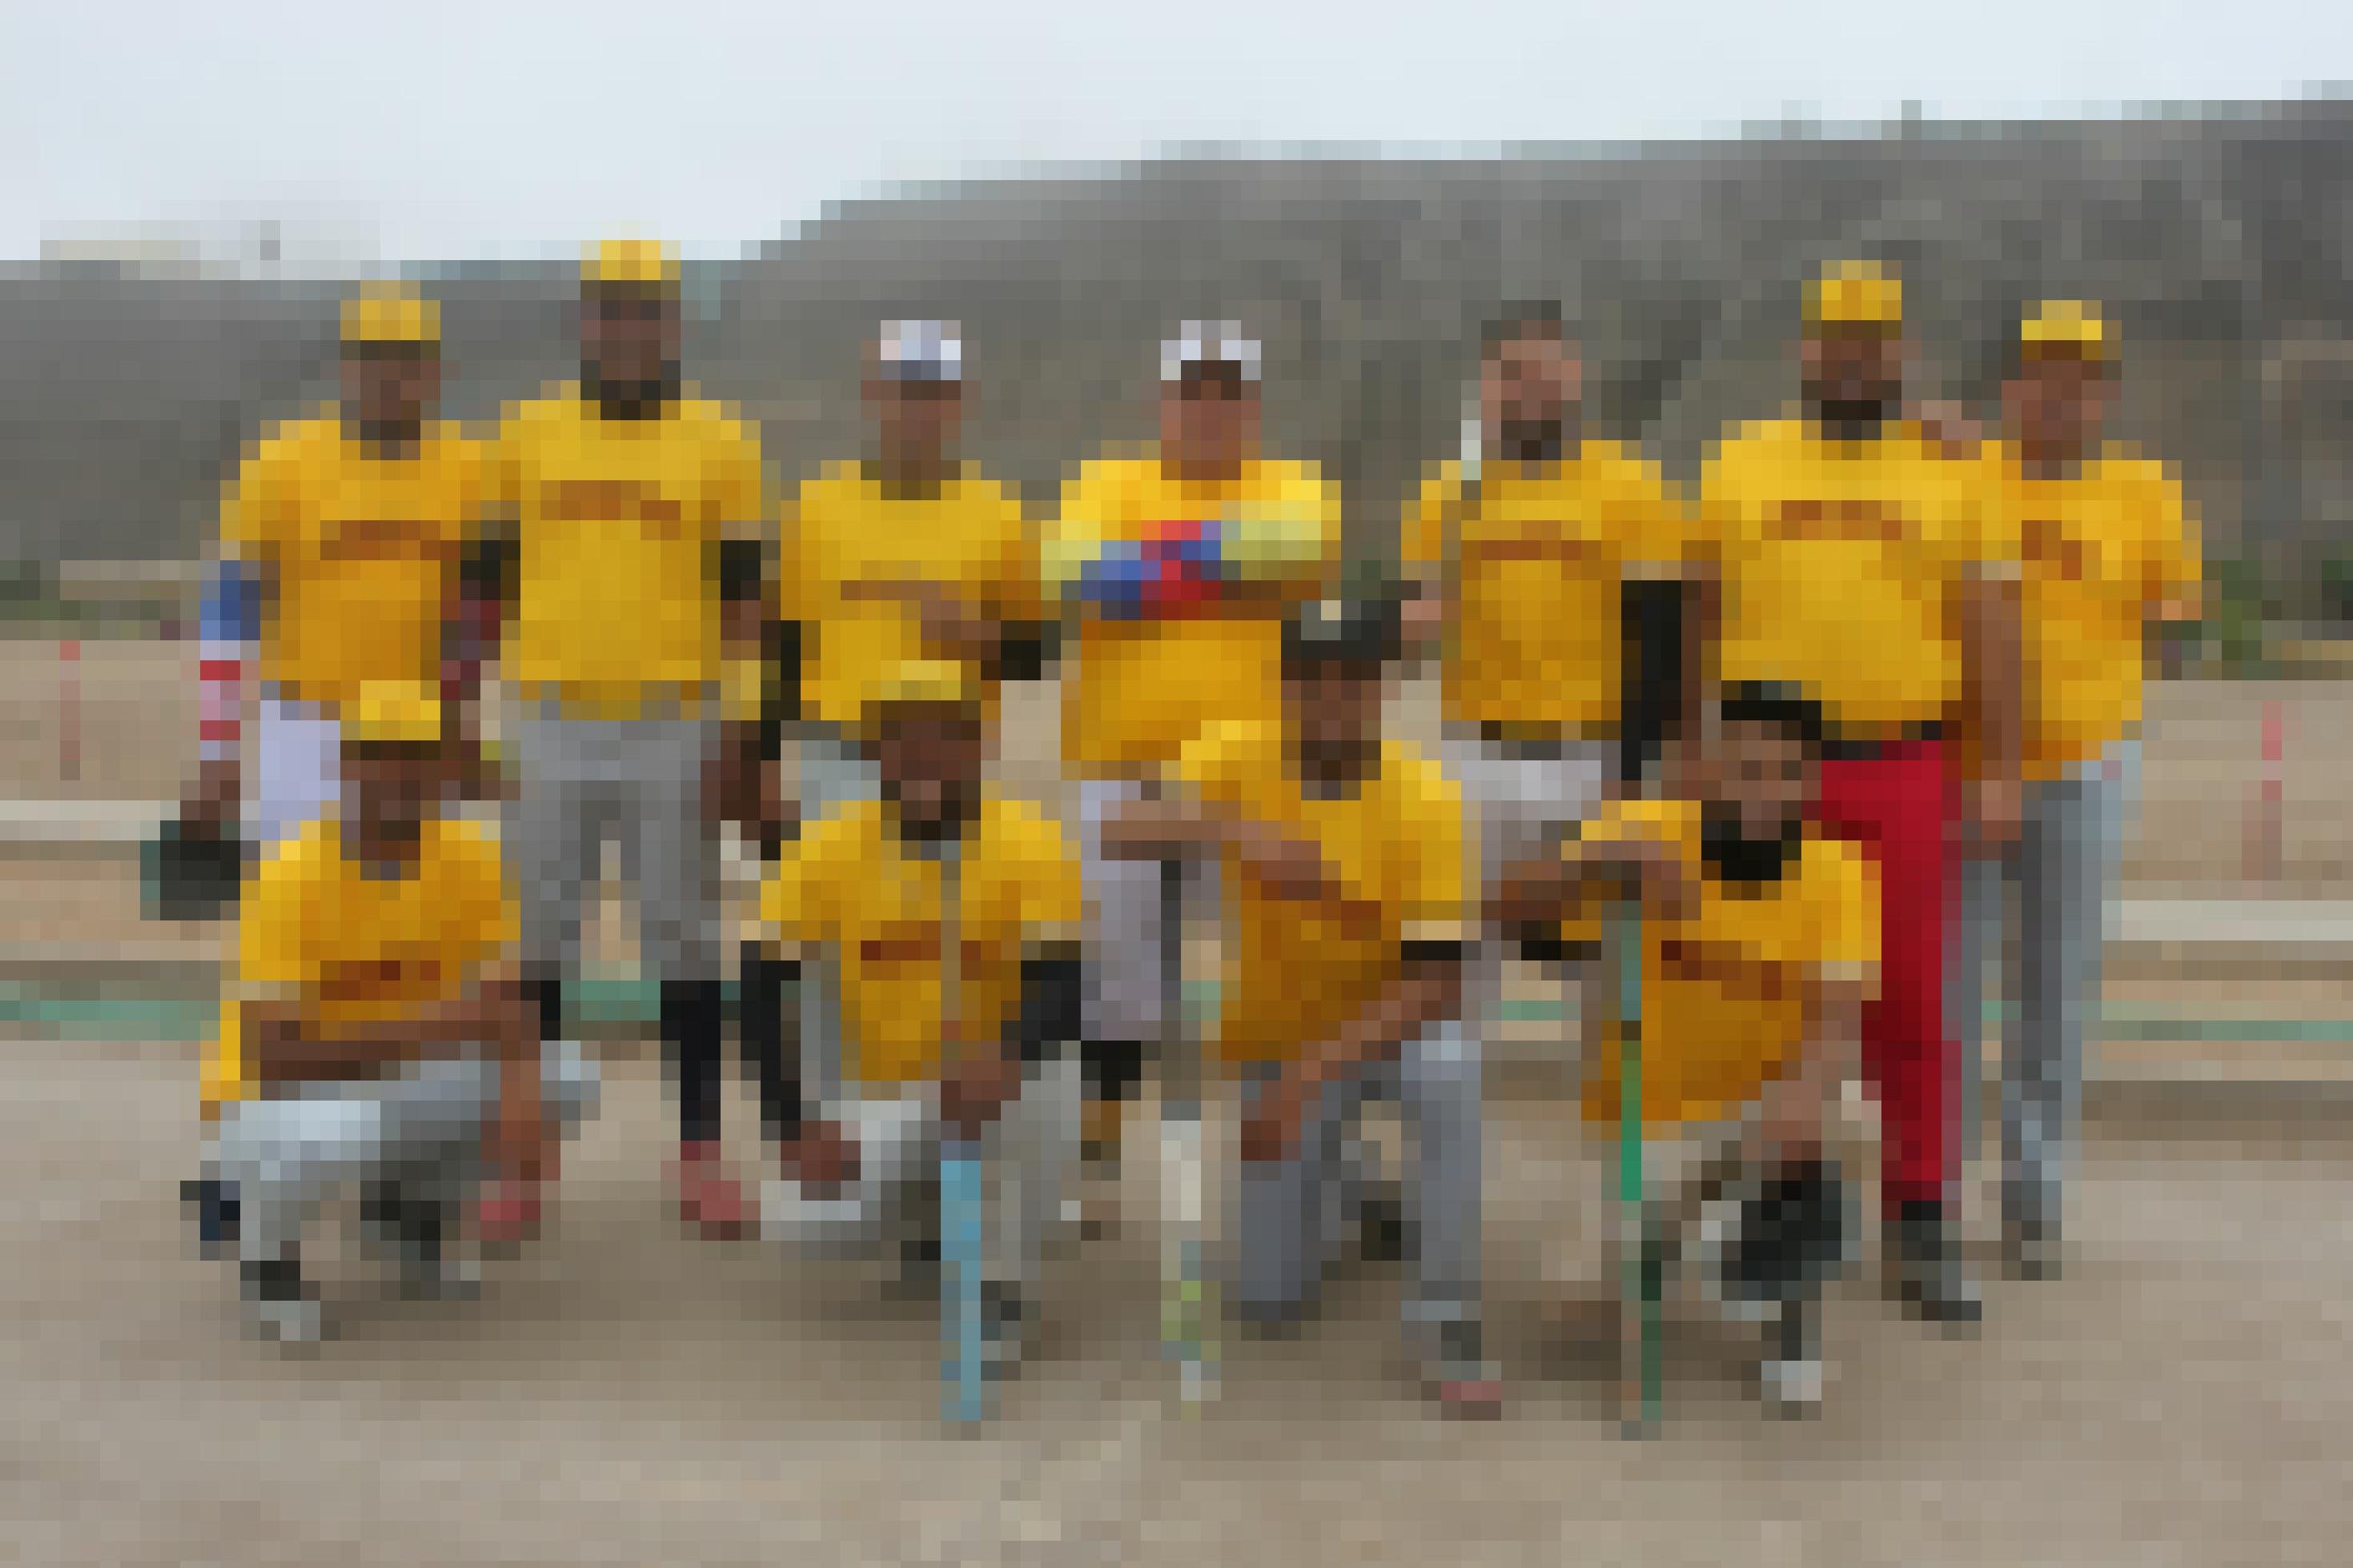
[199,557,267,763]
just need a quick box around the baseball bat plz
[938,835,990,1428]
[1158,851,1217,1405]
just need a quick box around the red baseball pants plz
[1813,738,1958,1217]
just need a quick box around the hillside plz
[4,102,2349,596]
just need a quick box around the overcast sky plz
[4,0,2345,264]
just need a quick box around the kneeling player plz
[1106,596,1499,1417]
[1496,684,1876,1416]
[188,683,599,1345]
[754,662,1082,1378]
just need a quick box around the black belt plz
[1821,722,1944,762]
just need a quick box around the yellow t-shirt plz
[1044,455,1339,776]
[202,816,518,1115]
[220,417,488,710]
[1986,444,2202,780]
[1402,447,1692,740]
[492,388,769,718]
[1566,798,1877,1131]
[759,792,1083,1087]
[1175,720,1469,1067]
[778,462,1042,729]
[1697,419,2009,736]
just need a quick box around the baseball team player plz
[1946,301,2203,1277]
[1694,260,2024,1326]
[1399,302,1699,1093]
[1105,595,1500,1417]
[190,681,599,1343]
[1042,322,1343,1220]
[483,239,773,1237]
[184,283,490,867]
[1497,684,1877,1416]
[754,660,1085,1377]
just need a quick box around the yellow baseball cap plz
[1805,260,1903,331]
[583,237,682,293]
[859,659,978,735]
[345,680,444,746]
[340,283,440,347]
[2019,299,2113,360]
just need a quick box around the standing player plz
[1495,684,1876,1416]
[1105,596,1496,1417]
[1399,303,1696,1077]
[1696,261,2022,1326]
[766,319,1050,863]
[1043,323,1341,1217]
[1947,302,2202,1277]
[755,660,1084,1378]
[191,683,599,1344]
[484,239,773,1237]
[183,283,489,869]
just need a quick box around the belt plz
[1821,721,1944,762]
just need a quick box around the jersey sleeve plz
[1170,719,1263,808]
[773,493,810,626]
[1040,465,1119,607]
[1617,455,1696,580]
[759,824,845,952]
[706,415,772,543]
[1811,842,1881,986]
[1398,764,1470,946]
[447,828,520,972]
[2140,468,2203,612]
[988,487,1050,624]
[235,847,316,997]
[1014,811,1086,943]
[483,407,529,517]
[1400,467,1460,575]
[1227,466,1341,599]
[217,430,301,562]
[1965,453,2022,581]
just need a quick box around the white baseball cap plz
[877,319,963,383]
[1160,320,1261,384]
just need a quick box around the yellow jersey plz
[203,816,517,1116]
[1403,445,1692,740]
[778,462,1042,729]
[1044,455,1339,775]
[492,387,769,719]
[759,792,1083,1087]
[1697,419,2010,737]
[1567,797,1877,1130]
[219,416,488,710]
[1175,720,1468,1067]
[1986,443,2201,779]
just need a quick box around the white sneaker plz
[404,1255,483,1303]
[247,1293,324,1346]
[1758,1355,1823,1417]
[1693,1193,1776,1325]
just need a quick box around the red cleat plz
[474,1180,544,1247]
[675,1141,753,1239]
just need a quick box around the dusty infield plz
[4,1036,2350,1567]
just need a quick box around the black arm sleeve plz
[460,535,518,606]
[739,948,805,1141]
[758,618,804,763]
[988,621,1054,685]
[1009,952,1082,1065]
[1620,577,1687,790]
[717,538,766,603]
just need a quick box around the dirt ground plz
[4,1034,2350,1568]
